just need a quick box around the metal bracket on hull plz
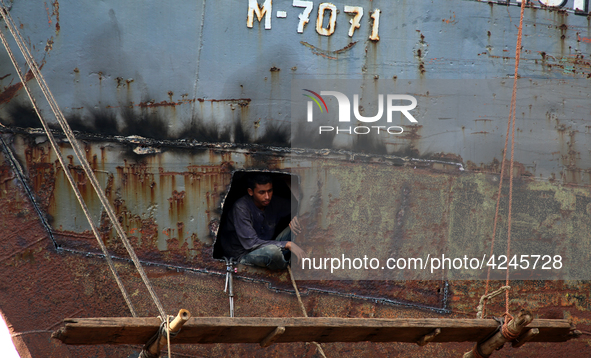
[224,257,237,318]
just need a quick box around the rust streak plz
[333,41,358,54]
[300,41,357,60]
[52,0,60,22]
[1,174,15,185]
[52,0,60,32]
[312,51,338,60]
[197,98,251,107]
[138,100,182,108]
[0,70,35,105]
[44,2,52,25]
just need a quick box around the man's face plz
[248,182,273,209]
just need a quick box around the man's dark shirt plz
[221,195,292,259]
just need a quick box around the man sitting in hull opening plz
[220,173,306,270]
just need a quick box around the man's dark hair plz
[247,173,273,190]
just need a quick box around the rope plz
[287,265,308,316]
[166,316,172,358]
[0,6,138,317]
[141,316,179,358]
[167,315,172,358]
[483,0,526,318]
[476,286,510,319]
[501,314,520,341]
[504,0,528,314]
[0,1,166,319]
[287,266,327,358]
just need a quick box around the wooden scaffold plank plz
[52,317,578,346]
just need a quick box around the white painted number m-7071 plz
[293,0,314,33]
[247,0,272,29]
[247,0,590,32]
[247,1,381,40]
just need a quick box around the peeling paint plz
[1,0,591,356]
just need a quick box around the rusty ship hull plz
[1,0,591,357]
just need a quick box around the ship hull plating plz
[1,0,590,357]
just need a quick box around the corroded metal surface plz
[0,0,590,357]
[0,1,590,180]
[1,142,591,357]
[2,129,590,280]
[2,129,449,307]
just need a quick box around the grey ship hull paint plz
[0,0,590,182]
[0,1,591,356]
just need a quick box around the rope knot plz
[501,314,521,341]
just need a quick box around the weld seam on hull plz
[58,247,451,314]
[0,134,58,248]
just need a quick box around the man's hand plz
[285,242,307,265]
[289,216,302,236]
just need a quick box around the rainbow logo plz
[303,89,329,113]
